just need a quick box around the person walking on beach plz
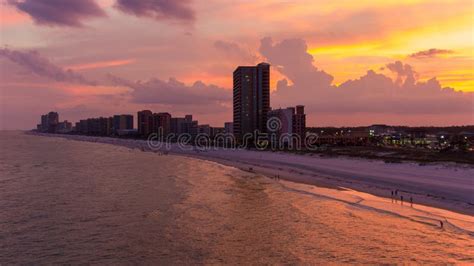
[400,195,404,205]
[410,197,413,207]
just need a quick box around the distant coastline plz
[27,131,474,216]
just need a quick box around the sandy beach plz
[30,132,474,231]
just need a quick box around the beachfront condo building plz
[293,105,306,140]
[152,112,172,137]
[137,110,153,137]
[233,62,270,141]
[113,114,133,133]
[37,111,59,133]
[267,106,306,146]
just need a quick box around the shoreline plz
[28,132,474,218]
[187,152,474,219]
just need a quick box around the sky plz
[0,0,473,129]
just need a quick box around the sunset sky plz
[0,0,473,129]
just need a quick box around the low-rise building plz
[267,106,306,146]
[56,120,72,133]
[224,122,234,135]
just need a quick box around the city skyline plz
[1,0,473,130]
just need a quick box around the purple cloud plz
[386,61,417,86]
[115,0,195,23]
[7,0,106,27]
[259,37,334,89]
[109,74,230,106]
[214,40,257,62]
[0,48,96,85]
[409,49,454,59]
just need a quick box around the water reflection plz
[0,132,472,264]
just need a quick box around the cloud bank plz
[260,37,473,124]
[0,48,96,85]
[7,0,106,27]
[109,74,230,106]
[7,0,196,27]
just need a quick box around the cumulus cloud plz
[108,74,230,106]
[409,48,454,59]
[0,48,96,85]
[7,0,106,27]
[114,0,195,23]
[259,37,334,89]
[385,61,417,86]
[336,69,471,114]
[214,40,257,62]
[259,37,473,123]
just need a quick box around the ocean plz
[0,131,472,264]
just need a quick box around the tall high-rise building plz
[47,112,59,133]
[78,119,88,134]
[87,118,101,135]
[137,110,153,137]
[152,112,171,137]
[184,115,198,136]
[170,115,198,137]
[38,111,59,133]
[40,114,48,132]
[170,117,185,135]
[233,62,270,140]
[113,114,133,133]
[98,117,113,136]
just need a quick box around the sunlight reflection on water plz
[0,132,472,264]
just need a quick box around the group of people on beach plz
[391,189,413,207]
[391,189,444,229]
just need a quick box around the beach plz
[2,131,473,263]
[30,132,474,217]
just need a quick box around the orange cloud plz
[66,59,135,71]
[0,5,30,26]
[178,66,286,90]
[62,84,130,96]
